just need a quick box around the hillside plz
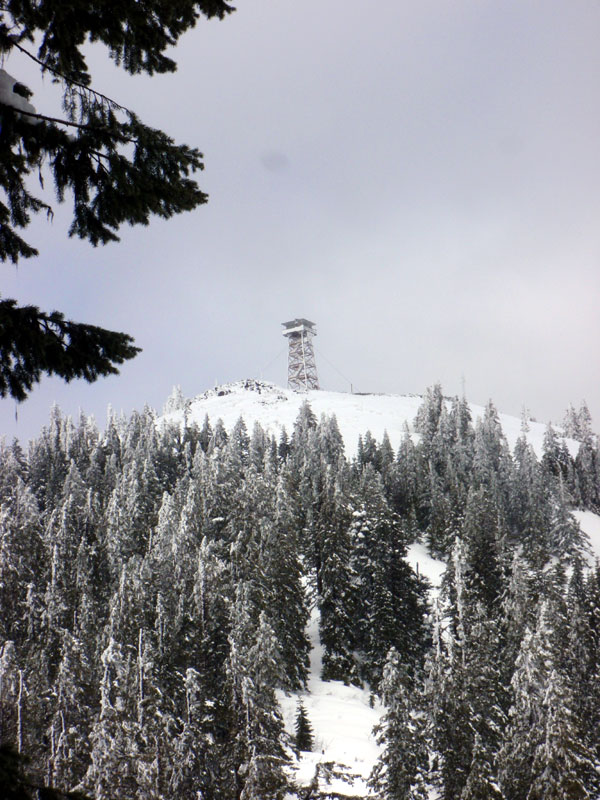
[162,378,578,459]
[1,379,599,800]
[161,379,599,798]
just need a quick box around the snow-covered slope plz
[278,541,447,799]
[162,378,577,459]
[574,510,600,565]
[162,379,596,798]
[278,609,383,797]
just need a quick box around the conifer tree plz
[27,405,69,513]
[426,605,473,800]
[0,642,22,752]
[227,594,290,800]
[290,400,318,456]
[498,606,552,800]
[294,700,314,753]
[471,402,512,508]
[47,631,93,793]
[548,482,590,566]
[357,430,379,471]
[390,424,419,517]
[369,648,429,800]
[460,486,505,613]
[169,667,215,800]
[351,466,430,687]
[541,423,573,489]
[85,637,139,800]
[378,431,396,497]
[317,413,346,467]
[415,383,444,453]
[0,477,41,646]
[430,540,507,800]
[565,565,600,792]
[510,432,551,561]
[249,420,269,473]
[459,733,503,800]
[527,669,594,800]
[259,475,310,690]
[278,428,291,462]
[318,469,360,684]
[424,471,453,557]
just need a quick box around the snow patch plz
[572,510,600,563]
[406,541,446,590]
[278,607,382,797]
[0,68,38,120]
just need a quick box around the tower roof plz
[282,318,317,336]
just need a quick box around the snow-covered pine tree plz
[548,480,590,567]
[369,647,429,800]
[259,474,310,691]
[227,594,290,800]
[527,668,595,800]
[0,473,42,646]
[509,431,551,565]
[471,402,512,511]
[430,541,506,799]
[498,604,553,800]
[352,465,430,688]
[459,733,503,800]
[84,637,139,800]
[47,630,93,793]
[317,413,346,467]
[460,486,505,614]
[318,467,360,685]
[414,383,445,454]
[389,424,419,517]
[426,595,473,800]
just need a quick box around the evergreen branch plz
[0,299,141,401]
[6,36,128,113]
[0,102,135,142]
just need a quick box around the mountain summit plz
[161,378,570,459]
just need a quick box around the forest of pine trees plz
[0,386,599,798]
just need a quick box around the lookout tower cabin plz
[282,318,320,392]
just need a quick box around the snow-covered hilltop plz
[161,378,574,459]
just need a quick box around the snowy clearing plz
[278,607,382,797]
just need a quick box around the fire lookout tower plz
[282,318,320,392]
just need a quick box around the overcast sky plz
[2,0,600,443]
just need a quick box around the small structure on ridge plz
[282,318,320,392]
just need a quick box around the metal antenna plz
[281,318,320,392]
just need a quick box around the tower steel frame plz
[282,318,320,392]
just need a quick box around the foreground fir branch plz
[0,0,234,398]
[0,0,232,260]
[0,299,140,400]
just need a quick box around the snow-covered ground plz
[278,608,382,797]
[161,379,578,459]
[278,544,446,798]
[574,510,600,566]
[406,541,447,590]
